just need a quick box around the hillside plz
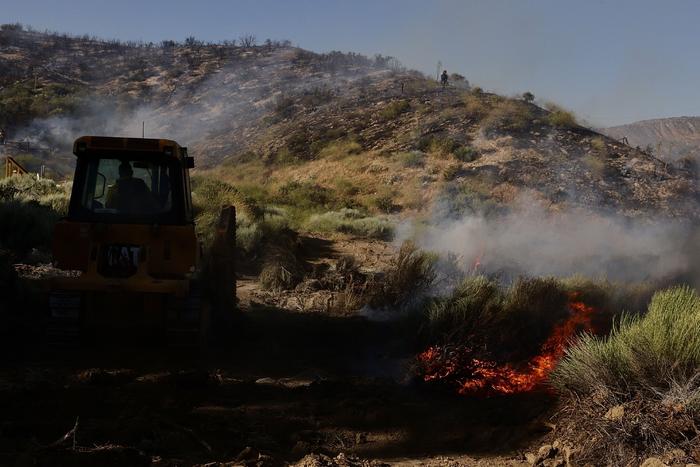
[4,23,700,467]
[603,116,700,163]
[1,24,698,222]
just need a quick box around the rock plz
[663,449,687,464]
[525,453,537,465]
[537,444,555,460]
[604,405,624,421]
[640,458,668,467]
[542,459,564,467]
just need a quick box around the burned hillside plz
[1,24,697,222]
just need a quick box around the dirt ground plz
[0,237,554,466]
[0,311,552,466]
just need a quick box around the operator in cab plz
[105,161,157,213]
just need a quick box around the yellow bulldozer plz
[48,136,235,345]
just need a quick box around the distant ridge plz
[603,116,700,161]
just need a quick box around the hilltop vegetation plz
[1,23,697,224]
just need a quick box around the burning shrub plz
[417,274,661,396]
[419,277,598,395]
[428,277,570,357]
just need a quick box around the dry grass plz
[442,163,461,181]
[462,92,490,120]
[583,153,607,177]
[546,103,578,128]
[318,139,362,160]
[379,99,410,120]
[482,99,534,134]
[395,151,425,168]
[555,384,700,465]
[368,241,436,310]
[590,136,607,156]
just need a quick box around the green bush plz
[191,176,295,257]
[379,99,410,120]
[305,208,393,239]
[427,275,502,341]
[372,193,396,214]
[552,286,700,395]
[0,82,85,127]
[191,177,248,249]
[0,175,69,202]
[0,175,70,260]
[272,181,341,223]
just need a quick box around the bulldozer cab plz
[48,136,217,345]
[67,136,195,225]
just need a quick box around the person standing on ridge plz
[440,70,449,88]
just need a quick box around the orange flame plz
[419,294,596,395]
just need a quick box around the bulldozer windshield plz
[69,155,187,224]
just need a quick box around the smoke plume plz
[405,196,693,284]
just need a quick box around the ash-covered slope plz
[603,116,700,162]
[1,25,698,220]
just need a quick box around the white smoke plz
[14,47,397,169]
[404,196,692,284]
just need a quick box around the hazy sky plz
[3,0,700,126]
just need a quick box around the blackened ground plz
[0,300,552,466]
